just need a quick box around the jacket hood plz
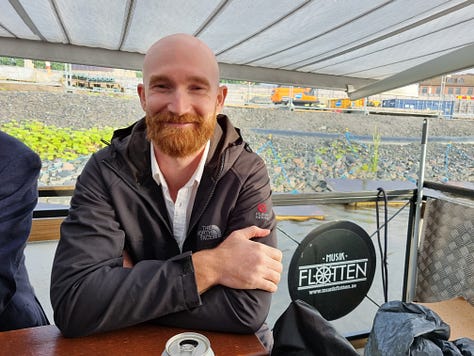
[107,114,245,185]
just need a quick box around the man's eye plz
[152,84,169,90]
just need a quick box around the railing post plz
[405,118,429,301]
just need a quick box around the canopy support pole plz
[406,118,429,301]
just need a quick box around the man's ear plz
[215,85,228,113]
[137,83,147,111]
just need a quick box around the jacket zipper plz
[185,147,228,241]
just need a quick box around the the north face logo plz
[197,225,222,241]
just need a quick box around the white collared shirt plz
[150,141,210,252]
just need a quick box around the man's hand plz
[192,226,283,294]
[122,250,133,268]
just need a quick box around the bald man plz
[51,34,282,349]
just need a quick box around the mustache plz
[152,112,202,124]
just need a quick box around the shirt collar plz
[151,140,210,187]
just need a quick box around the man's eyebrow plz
[187,76,211,87]
[148,75,169,84]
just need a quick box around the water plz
[25,203,412,338]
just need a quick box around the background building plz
[419,74,474,98]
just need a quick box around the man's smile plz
[165,121,196,128]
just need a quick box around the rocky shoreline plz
[0,91,472,191]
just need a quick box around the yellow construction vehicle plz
[271,87,320,106]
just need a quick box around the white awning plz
[1,0,473,99]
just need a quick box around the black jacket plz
[0,131,49,331]
[51,115,277,340]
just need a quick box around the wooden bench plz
[29,217,63,242]
[28,185,73,242]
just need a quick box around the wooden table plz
[418,297,474,340]
[0,324,268,355]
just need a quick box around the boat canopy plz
[0,0,473,99]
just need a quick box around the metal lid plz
[162,332,214,356]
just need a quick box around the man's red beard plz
[146,111,216,158]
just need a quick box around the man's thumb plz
[242,225,270,240]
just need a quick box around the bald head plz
[142,34,220,87]
[137,33,227,125]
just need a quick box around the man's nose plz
[167,89,191,116]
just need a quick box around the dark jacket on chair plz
[0,131,49,331]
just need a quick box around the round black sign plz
[288,220,376,320]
